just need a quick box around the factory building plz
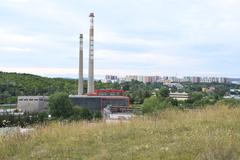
[17,96,49,113]
[70,90,129,112]
[70,95,129,112]
[169,92,189,101]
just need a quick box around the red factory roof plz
[70,95,129,99]
[96,89,125,93]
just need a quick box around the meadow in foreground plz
[1,105,240,160]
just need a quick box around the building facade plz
[17,96,49,113]
[69,95,129,112]
[115,75,229,84]
[169,92,189,101]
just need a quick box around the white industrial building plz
[169,92,189,101]
[17,96,49,113]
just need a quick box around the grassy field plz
[1,105,240,160]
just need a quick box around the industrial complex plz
[69,12,130,112]
[17,13,130,114]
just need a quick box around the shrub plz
[71,106,93,120]
[93,111,102,119]
[142,96,172,113]
[49,92,73,118]
[157,87,170,98]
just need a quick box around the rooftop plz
[69,95,129,99]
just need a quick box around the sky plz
[0,0,240,79]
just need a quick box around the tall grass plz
[1,105,240,160]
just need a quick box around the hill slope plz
[1,105,240,160]
[0,72,78,104]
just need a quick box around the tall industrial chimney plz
[78,34,84,95]
[88,13,95,94]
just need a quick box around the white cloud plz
[0,29,34,44]
[0,28,73,54]
[1,0,85,30]
[1,0,240,78]
[211,0,240,9]
[0,47,31,53]
[95,49,202,67]
[95,31,181,48]
[6,0,30,3]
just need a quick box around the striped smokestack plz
[78,34,83,95]
[88,13,95,94]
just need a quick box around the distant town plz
[104,75,232,84]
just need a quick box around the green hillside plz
[0,72,78,104]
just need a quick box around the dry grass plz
[1,105,240,160]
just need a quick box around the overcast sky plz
[0,0,240,78]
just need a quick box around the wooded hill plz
[0,72,78,104]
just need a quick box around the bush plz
[49,92,73,118]
[93,111,102,119]
[157,87,170,98]
[142,96,172,113]
[142,96,159,113]
[37,112,49,123]
[71,106,93,120]
[0,112,48,127]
